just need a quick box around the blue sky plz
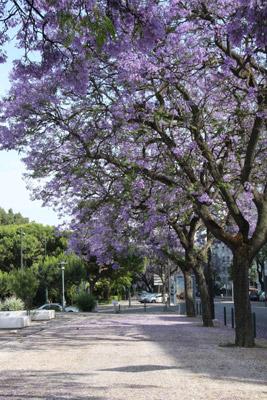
[0,42,60,226]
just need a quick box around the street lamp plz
[20,228,25,269]
[59,261,67,311]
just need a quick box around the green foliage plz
[58,9,116,49]
[0,270,11,299]
[36,253,87,304]
[0,295,25,311]
[67,284,79,305]
[0,223,68,272]
[10,268,39,309]
[75,292,96,312]
[249,264,257,283]
[0,208,29,225]
[92,250,145,301]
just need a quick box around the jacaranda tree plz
[0,1,266,346]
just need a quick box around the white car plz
[38,303,79,312]
[65,306,79,312]
[155,294,168,303]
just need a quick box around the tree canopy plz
[0,0,266,346]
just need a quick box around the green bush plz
[0,271,11,299]
[75,292,96,312]
[0,296,25,311]
[10,268,39,309]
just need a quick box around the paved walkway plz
[0,309,266,400]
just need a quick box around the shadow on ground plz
[1,307,267,399]
[0,370,105,400]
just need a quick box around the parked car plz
[65,306,79,312]
[249,289,259,301]
[137,291,151,302]
[155,293,168,303]
[139,293,158,303]
[38,303,79,312]
[38,303,62,311]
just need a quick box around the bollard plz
[196,302,199,315]
[224,306,227,326]
[253,312,256,338]
[199,302,202,315]
[144,302,146,312]
[231,308,234,328]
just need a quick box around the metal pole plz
[128,287,131,308]
[253,312,256,338]
[20,229,24,269]
[62,266,65,311]
[61,264,66,311]
[224,306,227,326]
[45,288,49,303]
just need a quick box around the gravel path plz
[0,311,266,400]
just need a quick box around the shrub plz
[10,268,39,309]
[0,296,25,311]
[0,271,11,299]
[75,292,96,312]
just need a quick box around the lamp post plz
[20,228,25,269]
[43,237,48,302]
[59,261,67,311]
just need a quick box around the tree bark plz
[204,249,215,319]
[184,269,196,317]
[232,247,255,347]
[194,265,213,327]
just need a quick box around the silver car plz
[38,303,79,312]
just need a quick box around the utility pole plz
[59,261,67,311]
[43,237,48,302]
[20,228,25,269]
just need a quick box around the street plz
[0,307,266,400]
[214,300,267,339]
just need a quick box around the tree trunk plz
[204,249,215,319]
[232,247,254,347]
[194,265,213,327]
[162,281,167,307]
[184,269,196,317]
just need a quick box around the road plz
[214,300,267,339]
[0,309,266,399]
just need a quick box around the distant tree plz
[35,253,87,305]
[0,208,29,225]
[10,267,39,309]
[0,270,11,299]
[0,223,68,272]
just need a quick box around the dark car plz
[249,290,259,301]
